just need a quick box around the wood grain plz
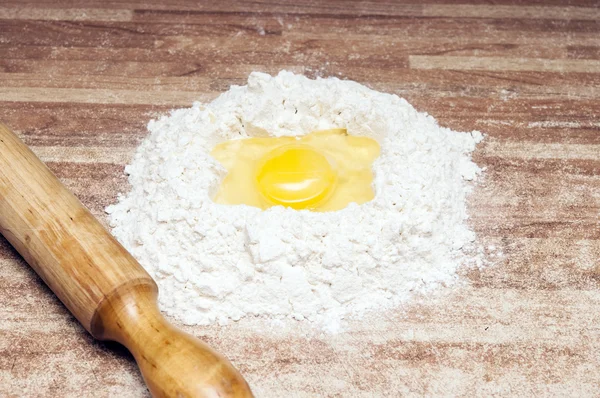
[1,1,599,397]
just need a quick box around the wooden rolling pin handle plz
[92,284,252,398]
[0,123,253,398]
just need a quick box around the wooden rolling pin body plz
[0,123,253,398]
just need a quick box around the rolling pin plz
[0,123,254,398]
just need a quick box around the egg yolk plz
[211,128,380,211]
[256,144,337,209]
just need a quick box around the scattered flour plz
[106,71,484,332]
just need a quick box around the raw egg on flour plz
[211,129,380,211]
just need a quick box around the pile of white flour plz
[106,71,483,332]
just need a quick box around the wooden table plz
[1,1,599,396]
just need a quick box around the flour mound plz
[106,71,483,332]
